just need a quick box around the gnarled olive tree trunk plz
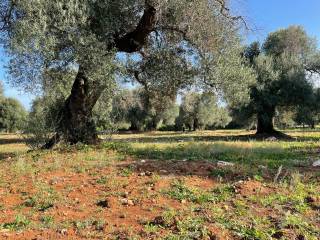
[43,66,104,149]
[256,106,276,134]
[59,67,103,144]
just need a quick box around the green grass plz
[0,130,319,239]
[105,130,320,171]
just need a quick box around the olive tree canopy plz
[237,26,320,135]
[0,0,254,147]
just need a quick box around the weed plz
[40,215,55,228]
[165,180,214,204]
[0,214,31,231]
[24,182,60,211]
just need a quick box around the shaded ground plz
[0,130,319,239]
[112,130,320,143]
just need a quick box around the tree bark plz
[44,66,104,148]
[60,67,102,144]
[193,118,199,131]
[256,107,276,134]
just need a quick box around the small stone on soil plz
[58,229,68,235]
[97,199,111,208]
[217,161,234,167]
[312,160,320,167]
[120,198,134,206]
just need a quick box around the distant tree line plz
[1,23,320,147]
[0,82,27,133]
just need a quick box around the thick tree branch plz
[114,3,157,53]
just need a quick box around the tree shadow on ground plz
[113,132,320,143]
[115,158,318,183]
[0,137,26,145]
[0,152,18,161]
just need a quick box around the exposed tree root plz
[254,130,293,140]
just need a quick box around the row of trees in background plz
[111,89,230,131]
[0,83,27,132]
[0,0,319,147]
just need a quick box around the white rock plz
[258,165,267,169]
[312,160,320,167]
[266,136,277,141]
[217,161,234,167]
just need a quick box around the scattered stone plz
[217,161,234,167]
[49,177,63,185]
[181,199,187,204]
[140,160,146,163]
[312,160,320,167]
[152,216,165,226]
[266,136,277,141]
[271,231,284,239]
[138,172,146,176]
[59,229,68,235]
[97,199,111,208]
[145,171,153,176]
[258,165,267,169]
[120,198,134,206]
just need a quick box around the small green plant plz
[210,168,234,179]
[73,218,106,232]
[119,166,134,177]
[0,214,31,231]
[164,217,209,239]
[212,185,235,202]
[165,180,214,204]
[24,183,60,211]
[96,176,108,184]
[40,215,55,228]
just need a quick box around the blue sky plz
[0,0,319,109]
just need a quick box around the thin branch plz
[215,0,250,30]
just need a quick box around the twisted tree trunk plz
[59,67,102,144]
[43,66,104,149]
[256,106,276,134]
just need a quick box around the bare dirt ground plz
[0,131,319,239]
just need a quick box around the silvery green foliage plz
[2,0,255,103]
[6,0,120,93]
[233,26,318,130]
[177,92,231,130]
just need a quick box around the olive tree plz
[0,97,27,132]
[177,92,230,131]
[1,0,254,147]
[239,26,320,135]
